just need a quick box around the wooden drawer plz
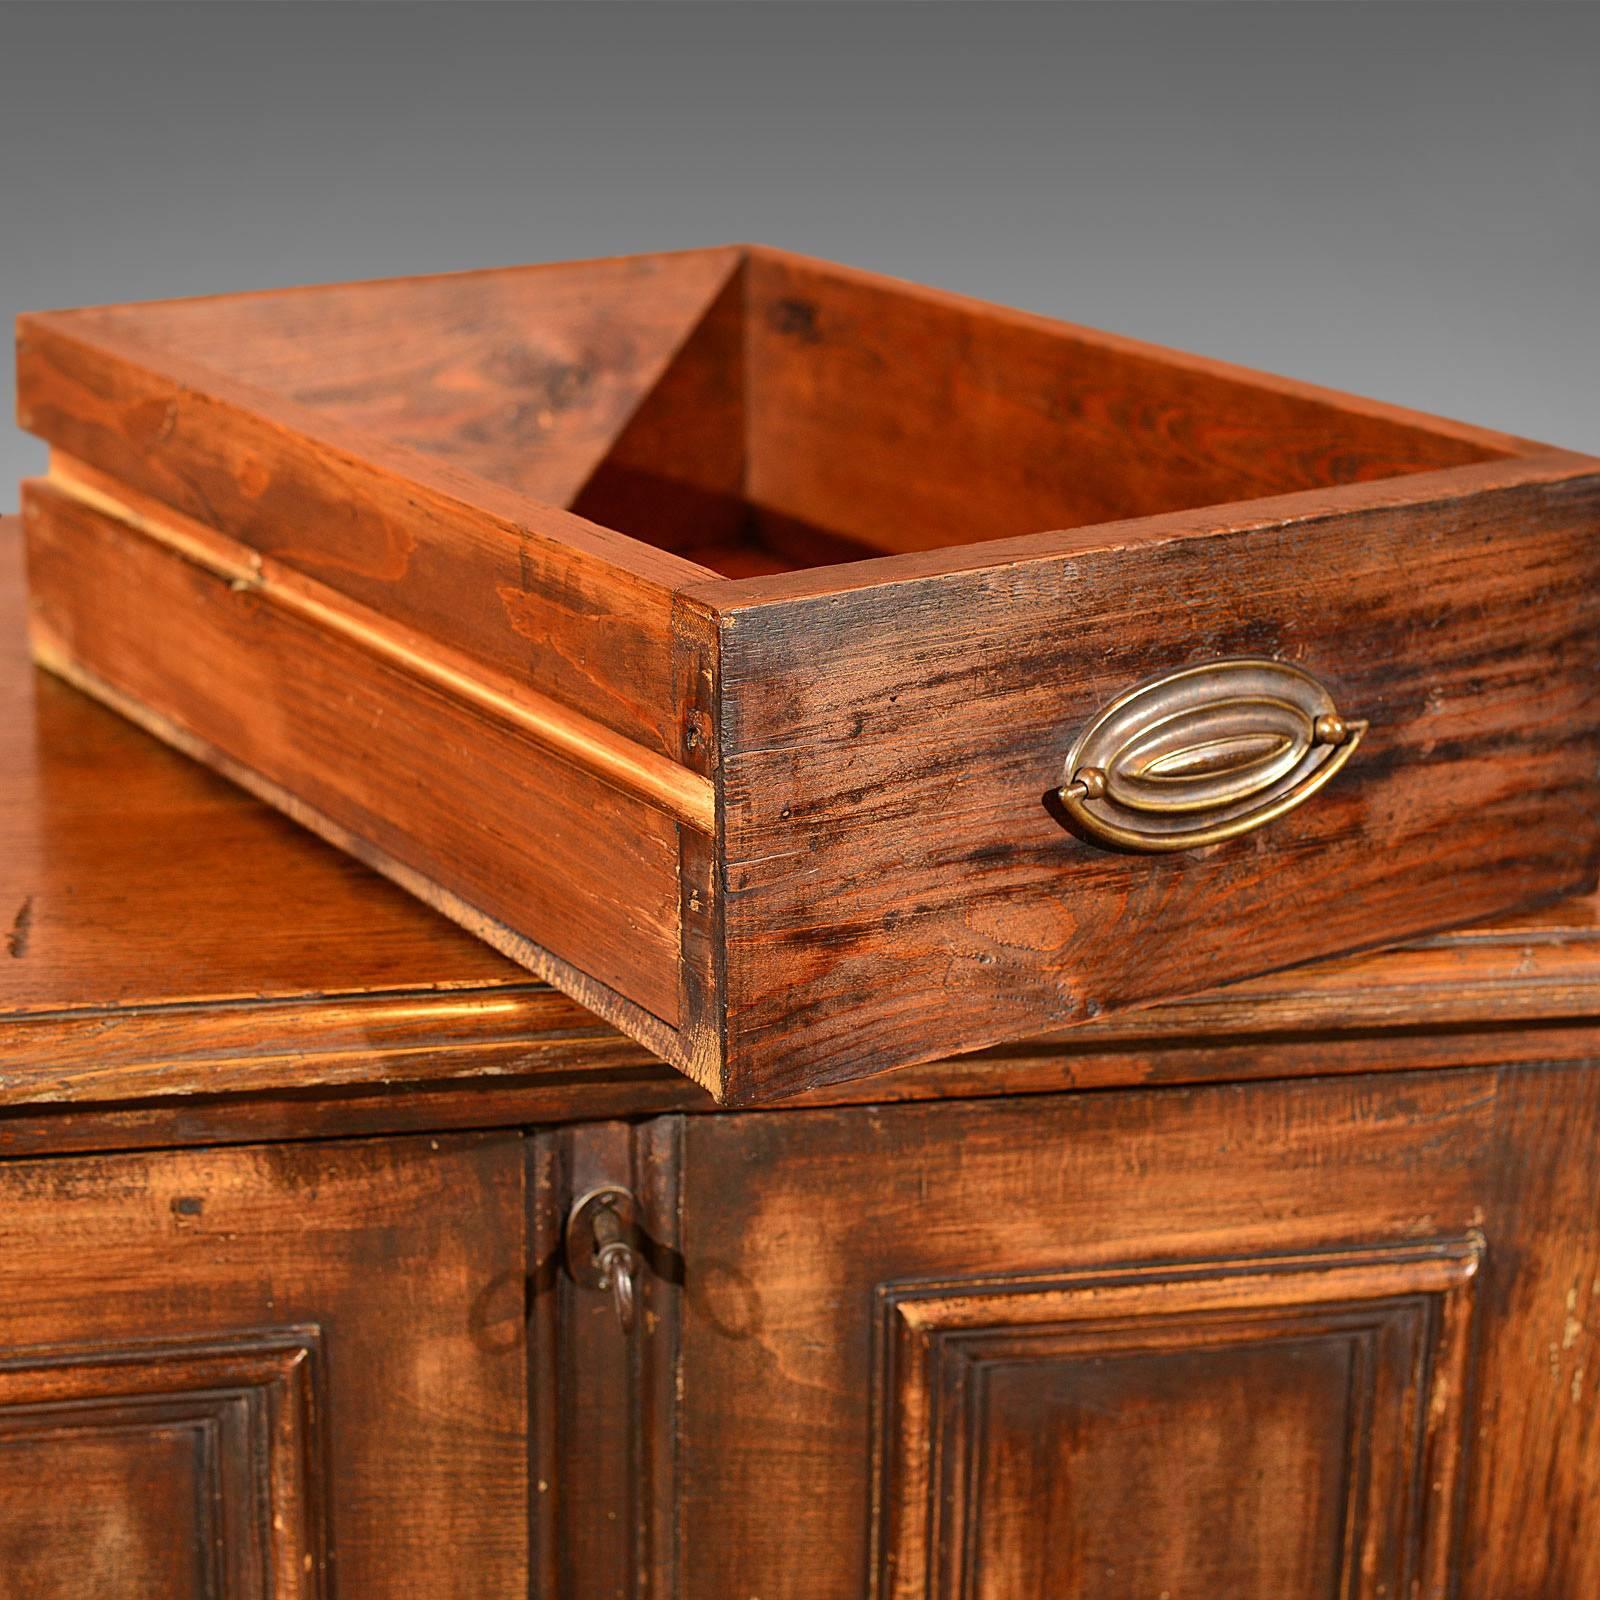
[16,246,1600,1103]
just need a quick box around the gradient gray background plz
[2,0,1596,497]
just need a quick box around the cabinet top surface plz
[3,515,1598,1125]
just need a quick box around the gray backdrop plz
[2,0,1595,496]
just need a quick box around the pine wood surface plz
[3,515,1600,1152]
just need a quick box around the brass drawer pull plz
[1056,658,1365,853]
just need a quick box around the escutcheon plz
[1056,658,1365,853]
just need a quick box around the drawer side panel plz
[23,481,686,1032]
[17,315,706,757]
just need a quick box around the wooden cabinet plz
[9,1083,1599,1599]
[548,1068,1600,1599]
[5,517,1600,1595]
[0,1136,527,1600]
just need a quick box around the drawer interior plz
[577,251,1513,575]
[71,247,1512,581]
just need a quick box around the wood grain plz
[24,483,689,1028]
[12,241,1600,1103]
[0,516,531,1018]
[0,1133,526,1599]
[48,453,715,831]
[62,247,743,508]
[666,1071,1501,1598]
[631,1059,1600,1595]
[0,1423,221,1598]
[0,1331,323,1599]
[528,1118,684,1600]
[6,513,1600,1148]
[877,1242,1479,1598]
[741,246,1529,557]
[1467,1064,1600,1598]
[571,261,748,561]
[706,457,1600,1099]
[17,259,727,754]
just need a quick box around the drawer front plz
[713,464,1600,1099]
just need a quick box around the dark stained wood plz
[6,485,1600,1589]
[1465,1063,1600,1598]
[17,247,1600,1102]
[0,1132,526,1598]
[528,1118,683,1600]
[655,1072,1501,1597]
[639,1065,1600,1597]
[703,454,1600,1099]
[879,1242,1478,1597]
[0,1331,323,1599]
[0,1424,219,1598]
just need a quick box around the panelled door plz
[543,1065,1600,1600]
[0,1133,527,1600]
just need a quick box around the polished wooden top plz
[2,515,1598,1146]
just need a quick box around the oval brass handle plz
[1056,658,1365,853]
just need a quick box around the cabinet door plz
[0,1134,526,1599]
[628,1069,1600,1600]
